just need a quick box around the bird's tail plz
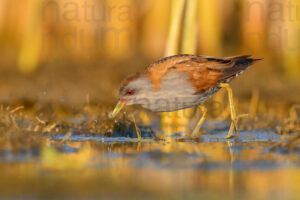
[219,55,263,82]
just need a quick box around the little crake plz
[111,54,262,138]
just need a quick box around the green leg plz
[192,105,207,136]
[219,83,239,139]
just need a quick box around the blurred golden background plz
[0,1,300,199]
[0,0,299,107]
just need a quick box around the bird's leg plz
[219,83,239,139]
[192,105,207,136]
[131,113,141,142]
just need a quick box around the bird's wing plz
[146,54,261,93]
[145,54,196,89]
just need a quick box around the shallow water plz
[0,126,299,200]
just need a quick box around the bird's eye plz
[126,90,134,95]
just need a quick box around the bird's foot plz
[225,114,251,139]
[225,120,238,139]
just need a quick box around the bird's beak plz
[111,100,126,118]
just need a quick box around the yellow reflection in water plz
[0,139,299,199]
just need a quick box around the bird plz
[111,54,262,138]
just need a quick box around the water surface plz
[0,127,299,200]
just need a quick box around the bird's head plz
[111,73,153,117]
